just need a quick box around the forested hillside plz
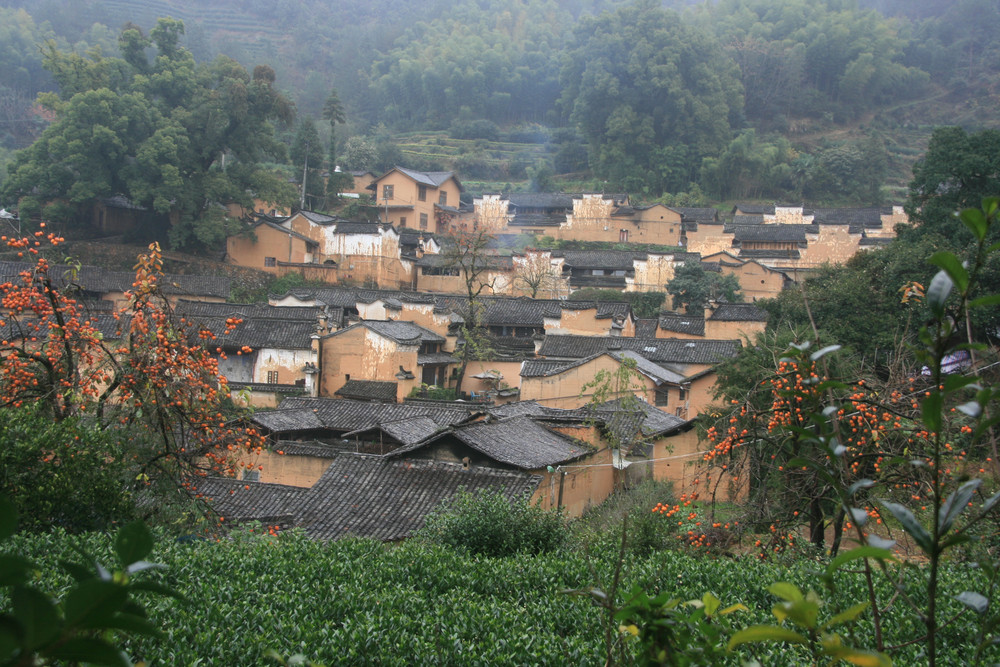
[3,0,999,205]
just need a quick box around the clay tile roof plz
[198,455,539,541]
[335,380,398,402]
[537,335,741,365]
[738,248,801,259]
[396,415,592,470]
[253,219,318,245]
[327,320,444,345]
[393,167,462,190]
[657,313,706,336]
[673,207,719,221]
[812,208,883,227]
[634,318,658,338]
[508,193,575,209]
[43,264,231,299]
[251,408,326,433]
[733,214,765,225]
[733,203,775,215]
[559,250,647,269]
[731,225,809,242]
[274,397,474,433]
[343,416,442,445]
[710,303,768,322]
[520,356,597,378]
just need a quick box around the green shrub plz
[418,489,567,557]
[0,406,134,532]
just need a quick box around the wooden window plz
[266,370,279,384]
[382,184,394,200]
[242,469,259,482]
[264,257,276,267]
[619,229,629,243]
[655,388,669,407]
[419,213,428,229]
[399,216,407,227]
[438,191,447,206]
[418,185,427,202]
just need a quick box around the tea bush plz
[417,489,567,557]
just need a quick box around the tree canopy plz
[2,18,297,251]
[560,0,743,194]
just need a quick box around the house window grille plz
[266,370,279,384]
[419,213,428,229]
[382,184,394,200]
[418,185,427,201]
[439,191,447,206]
[264,257,276,267]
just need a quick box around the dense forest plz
[1,0,999,215]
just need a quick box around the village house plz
[316,320,456,401]
[226,216,318,273]
[174,300,338,407]
[370,167,464,233]
[533,335,741,418]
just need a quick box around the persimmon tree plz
[0,231,265,501]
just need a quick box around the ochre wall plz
[227,224,312,273]
[520,355,658,409]
[319,327,422,401]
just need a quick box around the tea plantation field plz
[6,528,990,665]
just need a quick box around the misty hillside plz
[3,0,999,204]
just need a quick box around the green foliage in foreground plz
[4,528,992,666]
[417,489,567,557]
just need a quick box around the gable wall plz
[228,224,312,273]
[520,355,658,409]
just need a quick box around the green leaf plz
[823,602,870,629]
[848,480,875,497]
[115,521,153,566]
[0,555,34,586]
[13,586,61,650]
[63,580,128,629]
[929,251,969,292]
[921,391,943,436]
[0,498,16,541]
[102,612,163,638]
[969,294,1000,309]
[981,489,1000,515]
[880,501,932,553]
[939,479,982,534]
[701,592,721,616]
[867,535,896,550]
[925,269,953,317]
[958,208,988,243]
[728,625,808,650]
[810,345,841,361]
[767,582,803,603]
[825,646,892,667]
[956,591,989,614]
[957,401,983,418]
[828,546,893,576]
[42,637,130,667]
[849,507,868,528]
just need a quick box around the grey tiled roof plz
[327,320,444,346]
[634,319,658,338]
[609,350,686,385]
[188,317,317,350]
[251,408,326,433]
[396,415,592,470]
[198,454,538,540]
[508,213,564,226]
[812,208,883,227]
[333,221,394,235]
[730,225,811,242]
[709,303,768,322]
[558,250,649,270]
[733,214,765,225]
[394,167,459,189]
[537,335,741,365]
[417,352,458,365]
[0,262,232,299]
[297,210,338,224]
[274,397,474,433]
[658,313,706,336]
[673,207,718,221]
[176,300,322,322]
[733,204,775,215]
[335,380,398,402]
[738,249,801,259]
[508,193,574,209]
[343,416,442,446]
[859,237,894,246]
